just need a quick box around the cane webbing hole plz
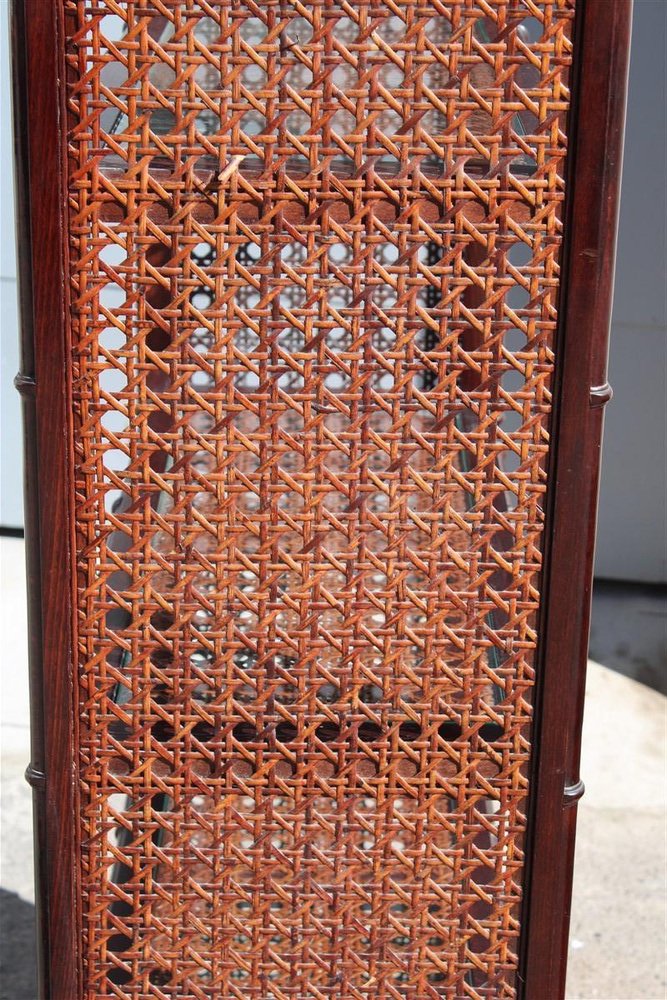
[315,722,341,744]
[105,608,131,631]
[190,721,216,744]
[149,611,174,631]
[275,722,298,744]
[502,368,527,394]
[511,155,538,177]
[151,721,174,744]
[398,721,423,743]
[357,721,383,744]
[232,723,258,744]
[360,685,384,705]
[478,723,505,743]
[107,968,133,987]
[148,968,171,987]
[507,243,533,269]
[519,16,544,43]
[501,410,523,435]
[106,932,133,955]
[316,684,340,705]
[145,327,171,351]
[99,11,125,39]
[438,721,463,742]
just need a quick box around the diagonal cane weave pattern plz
[65,1,574,996]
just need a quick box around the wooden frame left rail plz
[11,2,80,997]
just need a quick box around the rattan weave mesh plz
[65,2,574,996]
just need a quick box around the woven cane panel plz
[65,2,574,996]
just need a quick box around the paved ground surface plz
[1,536,665,998]
[566,659,666,999]
[1,536,37,999]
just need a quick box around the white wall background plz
[0,6,22,528]
[594,0,667,583]
[0,2,665,581]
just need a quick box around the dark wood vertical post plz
[519,2,633,995]
[10,2,79,997]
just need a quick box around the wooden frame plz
[520,2,632,993]
[11,2,79,997]
[11,2,632,997]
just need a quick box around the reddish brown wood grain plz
[519,1,633,996]
[11,2,79,997]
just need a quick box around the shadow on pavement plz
[0,889,37,1000]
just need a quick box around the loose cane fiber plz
[65,2,574,997]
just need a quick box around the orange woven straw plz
[65,1,574,995]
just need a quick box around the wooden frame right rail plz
[519,1,633,995]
